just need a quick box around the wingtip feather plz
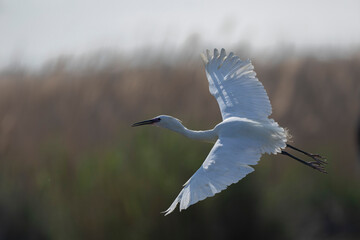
[200,53,208,64]
[202,48,230,65]
[162,188,186,216]
[220,48,226,59]
[162,198,179,216]
[206,49,211,60]
[214,48,219,58]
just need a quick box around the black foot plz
[281,150,327,174]
[308,153,327,165]
[307,161,327,174]
[286,144,327,173]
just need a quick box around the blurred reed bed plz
[0,52,359,239]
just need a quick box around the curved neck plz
[167,124,218,143]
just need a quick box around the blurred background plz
[1,0,360,239]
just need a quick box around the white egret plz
[132,48,326,215]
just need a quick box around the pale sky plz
[1,0,359,69]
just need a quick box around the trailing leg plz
[286,144,327,165]
[281,150,327,174]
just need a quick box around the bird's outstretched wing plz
[163,137,262,215]
[201,48,272,121]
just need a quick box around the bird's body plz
[132,48,326,215]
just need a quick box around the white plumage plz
[202,48,272,121]
[133,48,297,215]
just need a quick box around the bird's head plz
[132,115,183,130]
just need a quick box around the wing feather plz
[203,48,272,121]
[163,137,262,215]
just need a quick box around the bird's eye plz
[157,118,161,121]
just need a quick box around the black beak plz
[132,118,159,127]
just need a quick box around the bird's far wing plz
[163,137,262,215]
[201,48,272,121]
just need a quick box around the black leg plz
[281,150,327,174]
[281,151,309,165]
[286,144,327,165]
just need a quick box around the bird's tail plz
[284,127,292,142]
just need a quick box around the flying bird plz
[132,48,327,215]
